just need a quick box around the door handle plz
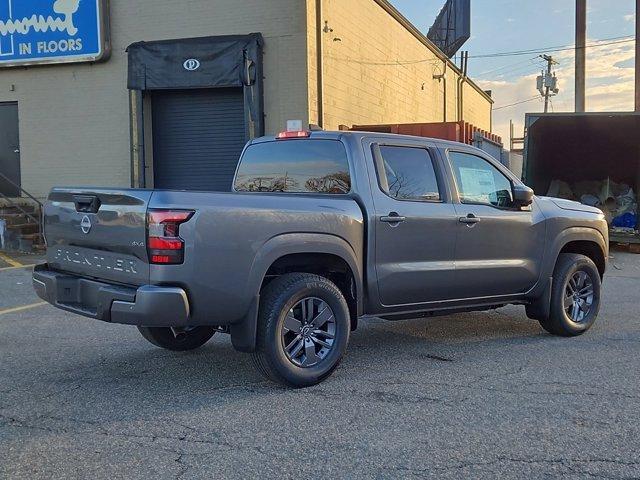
[459,214,480,225]
[380,212,406,224]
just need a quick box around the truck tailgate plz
[44,188,152,286]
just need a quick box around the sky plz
[389,0,637,146]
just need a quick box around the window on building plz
[377,146,441,201]
[448,151,514,208]
[234,139,351,194]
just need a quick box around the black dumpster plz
[523,112,640,245]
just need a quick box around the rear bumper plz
[32,264,190,326]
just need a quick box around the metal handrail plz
[0,172,43,208]
[0,173,44,245]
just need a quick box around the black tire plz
[251,273,350,388]
[539,253,602,337]
[137,326,216,351]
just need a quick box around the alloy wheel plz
[564,270,595,323]
[281,297,336,367]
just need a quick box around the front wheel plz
[251,273,351,388]
[137,326,216,351]
[539,253,602,337]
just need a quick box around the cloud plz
[624,13,635,22]
[475,38,636,147]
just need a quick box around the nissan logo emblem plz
[80,215,92,234]
[183,58,201,71]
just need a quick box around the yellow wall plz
[1,0,308,199]
[306,0,492,132]
[462,81,492,130]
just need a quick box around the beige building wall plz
[306,0,492,132]
[0,0,308,199]
[1,0,493,200]
[462,81,492,129]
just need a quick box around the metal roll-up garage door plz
[151,88,246,191]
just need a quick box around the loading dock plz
[127,34,264,191]
[150,88,246,191]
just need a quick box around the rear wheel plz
[137,326,216,351]
[539,253,601,337]
[251,273,350,388]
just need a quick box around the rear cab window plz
[234,139,351,194]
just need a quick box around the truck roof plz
[250,130,484,152]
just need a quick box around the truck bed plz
[43,187,364,325]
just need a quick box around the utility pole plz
[315,0,324,128]
[537,55,559,113]
[575,0,587,112]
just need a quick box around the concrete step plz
[20,233,43,240]
[0,205,37,215]
[7,222,38,228]
[2,215,33,226]
[8,224,40,234]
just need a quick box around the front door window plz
[449,151,514,209]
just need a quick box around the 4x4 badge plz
[80,215,92,234]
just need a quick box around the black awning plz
[127,33,263,90]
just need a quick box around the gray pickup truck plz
[33,130,608,387]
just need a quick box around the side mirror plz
[513,184,534,207]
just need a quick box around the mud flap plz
[525,277,553,321]
[230,295,260,353]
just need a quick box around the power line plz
[468,35,634,59]
[475,56,540,77]
[470,36,634,58]
[477,59,547,80]
[325,35,634,68]
[493,96,541,110]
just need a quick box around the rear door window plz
[234,139,351,194]
[376,146,441,201]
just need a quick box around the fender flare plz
[230,233,364,352]
[526,226,607,310]
[548,227,607,274]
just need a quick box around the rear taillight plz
[147,210,194,264]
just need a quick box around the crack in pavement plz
[0,411,274,461]
[384,455,640,478]
[371,378,640,402]
[174,453,189,480]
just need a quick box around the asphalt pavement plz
[1,249,639,479]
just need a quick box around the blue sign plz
[0,0,109,67]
